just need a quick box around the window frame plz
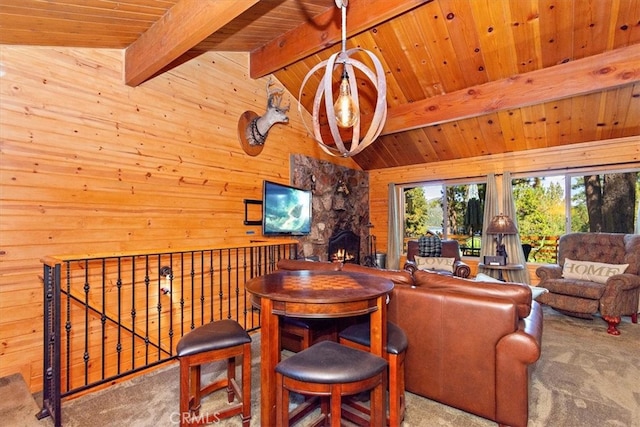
[402,166,640,261]
[401,179,486,256]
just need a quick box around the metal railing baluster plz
[38,242,296,427]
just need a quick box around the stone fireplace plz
[328,230,360,264]
[291,154,370,263]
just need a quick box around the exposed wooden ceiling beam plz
[249,0,427,78]
[124,0,258,86]
[380,44,640,135]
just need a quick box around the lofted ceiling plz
[1,0,639,170]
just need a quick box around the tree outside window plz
[571,172,639,233]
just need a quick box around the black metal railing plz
[37,241,296,427]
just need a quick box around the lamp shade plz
[485,214,518,235]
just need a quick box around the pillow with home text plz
[562,258,629,284]
[414,256,455,273]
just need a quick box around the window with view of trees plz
[570,173,639,233]
[404,182,486,256]
[512,176,566,263]
[513,171,639,263]
[403,169,639,263]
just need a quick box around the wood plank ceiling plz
[1,0,639,170]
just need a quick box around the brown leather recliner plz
[388,271,543,427]
[404,238,471,278]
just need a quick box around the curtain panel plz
[502,172,530,284]
[387,183,403,270]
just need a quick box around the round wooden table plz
[246,269,394,426]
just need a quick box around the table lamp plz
[485,213,518,259]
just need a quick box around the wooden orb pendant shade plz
[298,0,387,157]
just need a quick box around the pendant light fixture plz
[298,0,387,157]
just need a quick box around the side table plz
[478,263,524,281]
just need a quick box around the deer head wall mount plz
[238,78,290,156]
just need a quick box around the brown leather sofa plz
[404,239,471,278]
[275,259,543,427]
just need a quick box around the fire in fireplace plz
[328,230,360,264]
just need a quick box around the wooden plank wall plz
[2,44,639,394]
[0,46,357,392]
[369,136,640,281]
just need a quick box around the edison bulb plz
[334,72,359,128]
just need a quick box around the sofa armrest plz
[505,301,544,365]
[604,273,640,292]
[536,264,563,281]
[453,260,471,278]
[495,301,543,427]
[600,273,640,317]
[403,260,418,274]
[404,259,470,278]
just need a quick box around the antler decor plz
[238,77,290,156]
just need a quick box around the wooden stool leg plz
[301,329,312,350]
[276,372,289,427]
[370,374,385,427]
[176,322,251,426]
[227,356,236,403]
[179,359,190,426]
[388,353,406,426]
[179,347,252,426]
[320,396,329,423]
[339,334,407,426]
[399,353,407,424]
[191,364,201,413]
[330,385,342,427]
[241,342,252,426]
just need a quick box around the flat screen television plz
[262,180,312,236]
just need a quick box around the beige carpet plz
[7,306,640,426]
[0,373,51,427]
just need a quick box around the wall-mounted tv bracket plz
[243,199,263,225]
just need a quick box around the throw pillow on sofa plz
[562,258,629,284]
[418,235,442,257]
[414,256,455,273]
[475,272,502,283]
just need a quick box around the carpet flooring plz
[5,306,640,426]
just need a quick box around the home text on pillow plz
[562,258,629,284]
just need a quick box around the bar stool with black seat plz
[275,340,388,427]
[279,316,337,353]
[339,320,408,426]
[176,319,252,427]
